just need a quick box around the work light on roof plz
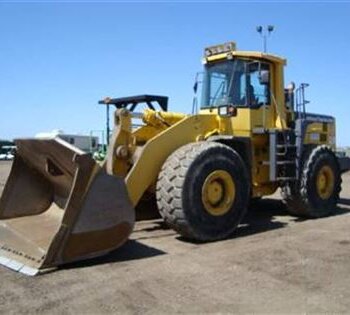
[204,42,236,57]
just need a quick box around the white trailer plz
[35,130,99,153]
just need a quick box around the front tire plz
[281,145,341,217]
[156,142,250,241]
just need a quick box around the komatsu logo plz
[305,115,335,124]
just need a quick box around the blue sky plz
[0,2,349,145]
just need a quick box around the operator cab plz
[200,58,270,109]
[198,42,287,123]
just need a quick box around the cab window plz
[201,59,271,108]
[246,62,270,107]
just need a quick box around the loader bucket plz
[0,138,135,275]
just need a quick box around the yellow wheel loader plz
[1,41,349,275]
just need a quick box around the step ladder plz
[268,130,298,181]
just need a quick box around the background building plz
[35,130,99,153]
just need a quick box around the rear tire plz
[281,145,341,217]
[156,142,250,241]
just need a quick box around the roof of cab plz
[205,50,286,65]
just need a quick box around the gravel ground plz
[0,160,350,314]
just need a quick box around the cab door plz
[246,61,273,131]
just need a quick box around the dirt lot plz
[0,160,350,314]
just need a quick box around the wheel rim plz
[201,170,235,216]
[316,165,335,200]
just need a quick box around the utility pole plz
[106,104,110,145]
[256,25,274,53]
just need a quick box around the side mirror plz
[259,70,269,85]
[193,71,203,94]
[193,81,198,94]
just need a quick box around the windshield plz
[200,59,270,108]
